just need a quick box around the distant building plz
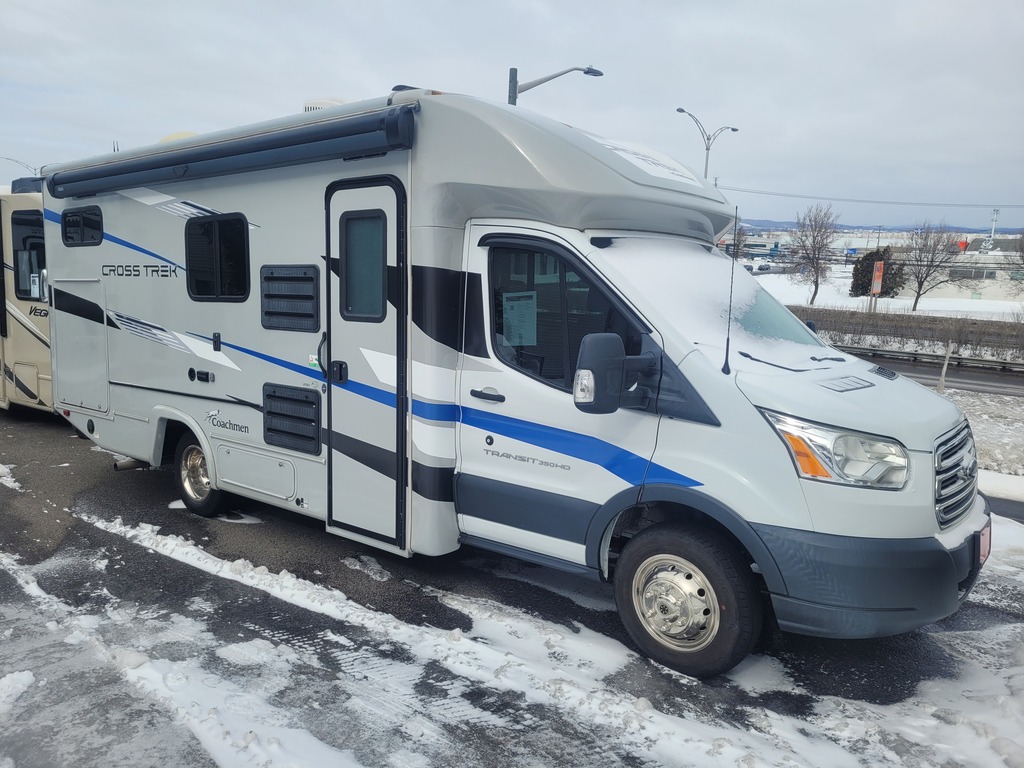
[896,237,1024,301]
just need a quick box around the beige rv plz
[1,181,51,412]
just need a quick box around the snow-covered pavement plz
[2,383,1024,767]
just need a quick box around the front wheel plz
[174,433,223,517]
[614,523,763,679]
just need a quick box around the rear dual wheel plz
[614,523,763,679]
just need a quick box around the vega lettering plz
[28,306,49,317]
[101,264,179,278]
[483,448,570,471]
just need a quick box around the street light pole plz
[0,156,39,175]
[508,66,603,105]
[675,108,738,179]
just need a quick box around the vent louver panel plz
[261,265,319,332]
[263,384,321,455]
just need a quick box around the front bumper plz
[754,495,991,639]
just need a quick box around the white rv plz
[1,180,50,412]
[42,89,990,678]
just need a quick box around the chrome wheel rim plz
[631,555,720,653]
[180,445,211,504]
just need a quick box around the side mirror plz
[573,333,626,414]
[805,319,817,333]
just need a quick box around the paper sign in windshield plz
[502,291,537,346]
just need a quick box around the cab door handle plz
[470,388,505,403]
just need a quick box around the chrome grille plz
[934,421,977,528]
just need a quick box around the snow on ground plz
[0,671,34,716]
[4,389,1024,767]
[758,267,1024,321]
[0,496,1020,767]
[0,464,20,491]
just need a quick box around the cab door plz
[456,226,661,568]
[325,177,408,549]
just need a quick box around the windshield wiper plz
[738,351,829,372]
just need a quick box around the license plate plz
[979,520,992,566]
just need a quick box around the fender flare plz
[585,483,787,595]
[149,406,219,488]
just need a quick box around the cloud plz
[2,0,1021,227]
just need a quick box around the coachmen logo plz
[204,409,250,434]
[957,457,978,483]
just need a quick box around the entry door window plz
[12,210,45,300]
[489,246,639,390]
[339,210,386,322]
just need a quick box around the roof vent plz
[869,365,899,381]
[303,98,347,112]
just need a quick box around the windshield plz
[587,236,826,368]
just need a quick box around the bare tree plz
[899,221,970,310]
[1006,232,1024,295]
[790,203,840,305]
[731,224,747,260]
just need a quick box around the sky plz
[1,0,1022,230]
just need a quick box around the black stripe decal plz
[9,310,50,349]
[109,381,263,411]
[322,426,453,502]
[328,261,488,358]
[53,288,117,327]
[3,363,41,402]
[454,473,599,543]
[411,462,455,503]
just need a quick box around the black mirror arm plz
[619,352,659,409]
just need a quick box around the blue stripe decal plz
[189,334,700,489]
[462,406,648,480]
[412,399,462,422]
[44,207,185,270]
[189,334,326,381]
[103,232,184,270]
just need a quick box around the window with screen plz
[12,210,46,300]
[185,214,249,301]
[339,210,386,322]
[489,245,639,390]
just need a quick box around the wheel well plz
[158,420,192,466]
[606,501,758,583]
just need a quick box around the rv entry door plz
[325,178,408,550]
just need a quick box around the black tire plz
[614,522,763,679]
[173,433,223,518]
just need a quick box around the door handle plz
[470,388,505,403]
[316,332,327,376]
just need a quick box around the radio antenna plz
[722,206,739,375]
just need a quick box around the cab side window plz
[489,245,639,389]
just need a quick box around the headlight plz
[762,411,909,490]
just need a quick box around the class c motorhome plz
[1,178,50,412]
[41,88,991,677]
